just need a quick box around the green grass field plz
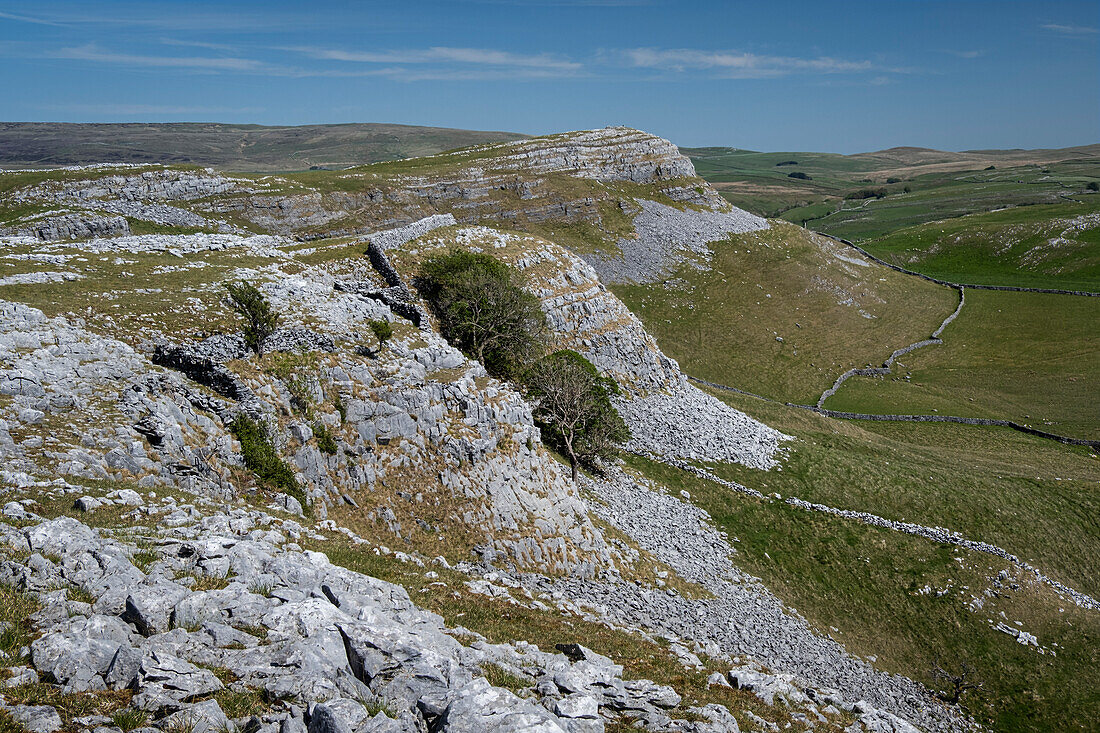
[859,196,1100,290]
[824,289,1100,440]
[613,220,958,404]
[698,391,1100,598]
[625,388,1100,731]
[687,145,1100,243]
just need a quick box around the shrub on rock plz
[523,350,630,481]
[369,319,393,352]
[416,250,545,378]
[225,281,280,355]
[228,414,310,514]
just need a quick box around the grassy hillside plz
[687,145,1100,241]
[824,289,1100,440]
[858,196,1100,290]
[627,390,1100,732]
[0,122,527,171]
[613,220,958,404]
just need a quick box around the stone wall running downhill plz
[816,287,965,408]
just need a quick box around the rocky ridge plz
[399,225,789,470]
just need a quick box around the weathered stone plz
[8,705,63,733]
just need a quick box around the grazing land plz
[857,197,1100,290]
[823,288,1100,440]
[613,220,958,405]
[686,144,1100,235]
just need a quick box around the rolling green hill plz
[686,144,1100,238]
[857,197,1100,290]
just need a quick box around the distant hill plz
[0,122,529,171]
[685,142,1100,239]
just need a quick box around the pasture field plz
[824,289,1100,440]
[613,220,958,405]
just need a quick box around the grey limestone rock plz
[8,705,63,733]
[5,213,131,242]
[437,677,567,732]
[160,699,229,733]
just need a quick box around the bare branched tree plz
[931,660,982,705]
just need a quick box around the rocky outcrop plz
[9,169,258,234]
[23,169,251,203]
[400,225,789,470]
[0,264,618,575]
[493,127,699,184]
[0,511,717,733]
[4,213,131,241]
[166,128,735,240]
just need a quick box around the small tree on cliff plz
[225,281,280,355]
[524,350,630,481]
[416,250,545,378]
[369,319,393,353]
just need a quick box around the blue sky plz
[1,1,1097,153]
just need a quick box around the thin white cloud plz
[287,45,581,73]
[0,9,67,26]
[619,48,875,78]
[0,5,313,32]
[158,38,239,52]
[36,103,266,115]
[944,49,983,59]
[56,44,280,73]
[37,43,575,81]
[1041,23,1099,35]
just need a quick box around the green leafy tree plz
[369,319,394,352]
[225,281,280,355]
[524,350,630,481]
[417,250,545,378]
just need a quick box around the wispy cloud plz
[287,45,582,73]
[0,5,316,32]
[35,103,266,116]
[158,38,239,52]
[0,9,67,26]
[36,42,578,81]
[618,48,876,78]
[1041,23,1099,35]
[943,49,983,59]
[55,43,283,73]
